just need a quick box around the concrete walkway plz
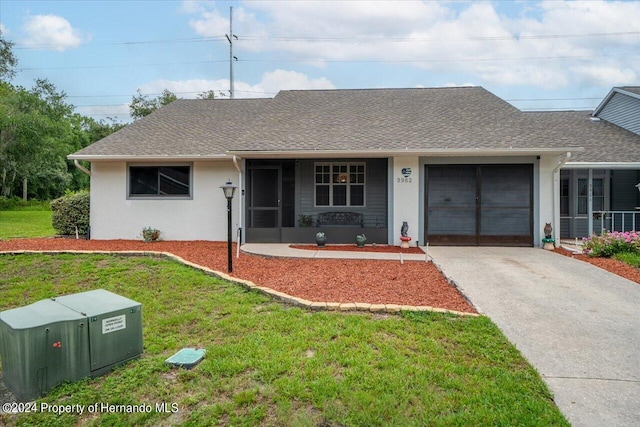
[428,247,640,427]
[241,243,429,261]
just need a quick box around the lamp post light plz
[220,180,237,273]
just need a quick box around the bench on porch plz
[316,212,364,227]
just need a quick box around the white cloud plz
[0,24,9,35]
[21,14,86,51]
[137,70,335,99]
[184,0,640,90]
[569,64,638,88]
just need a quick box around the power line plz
[17,52,640,72]
[13,36,226,50]
[13,30,640,50]
[239,30,640,43]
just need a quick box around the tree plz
[0,80,73,198]
[0,30,17,81]
[0,35,123,200]
[129,89,177,120]
[197,90,216,99]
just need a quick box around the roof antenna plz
[225,6,238,99]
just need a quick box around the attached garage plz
[425,164,533,246]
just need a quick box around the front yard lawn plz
[0,208,54,239]
[0,254,568,426]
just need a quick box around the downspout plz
[552,152,571,246]
[232,155,243,253]
[74,159,91,176]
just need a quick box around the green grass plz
[0,254,569,426]
[613,252,640,268]
[0,208,55,239]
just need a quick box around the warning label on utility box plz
[102,315,126,334]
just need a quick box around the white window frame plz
[314,162,366,207]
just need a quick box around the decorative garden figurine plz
[356,234,367,248]
[315,231,327,247]
[542,222,555,250]
[400,221,411,248]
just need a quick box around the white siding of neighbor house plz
[89,161,239,241]
[597,92,640,135]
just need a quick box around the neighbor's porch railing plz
[593,210,640,234]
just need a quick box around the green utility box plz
[0,289,142,402]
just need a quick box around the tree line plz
[0,31,212,201]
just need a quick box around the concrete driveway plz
[428,247,640,427]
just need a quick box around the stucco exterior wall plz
[89,161,239,241]
[538,155,558,246]
[391,157,421,245]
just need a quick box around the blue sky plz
[1,0,639,122]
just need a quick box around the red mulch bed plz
[0,238,476,314]
[289,244,424,254]
[553,248,640,285]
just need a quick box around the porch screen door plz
[248,167,280,228]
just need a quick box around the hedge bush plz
[51,191,90,235]
[582,231,640,257]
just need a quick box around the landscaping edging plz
[0,250,478,317]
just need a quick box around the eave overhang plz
[564,162,640,169]
[226,147,583,159]
[67,154,229,162]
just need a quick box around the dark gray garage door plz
[425,164,533,246]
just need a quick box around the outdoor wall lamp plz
[220,180,237,272]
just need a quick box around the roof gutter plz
[564,162,640,169]
[226,147,583,159]
[73,159,91,176]
[67,154,230,162]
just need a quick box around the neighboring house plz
[551,87,640,238]
[69,86,640,246]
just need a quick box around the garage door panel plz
[427,166,476,207]
[426,164,532,246]
[481,166,531,208]
[428,209,477,235]
[480,208,532,236]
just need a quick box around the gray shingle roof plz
[231,87,580,152]
[526,111,640,163]
[620,86,640,96]
[70,86,640,164]
[70,98,270,158]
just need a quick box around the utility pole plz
[225,6,237,99]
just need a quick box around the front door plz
[425,164,533,246]
[246,166,281,242]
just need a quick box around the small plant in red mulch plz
[582,231,640,257]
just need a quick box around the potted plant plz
[315,231,327,247]
[298,214,313,227]
[142,226,160,242]
[356,234,367,248]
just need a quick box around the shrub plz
[582,231,640,257]
[51,191,90,235]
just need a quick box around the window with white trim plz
[128,165,191,198]
[315,162,365,206]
